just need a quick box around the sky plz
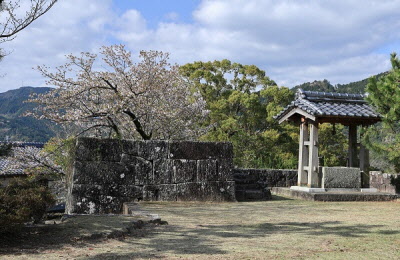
[1,0,400,92]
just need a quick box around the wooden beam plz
[317,117,380,125]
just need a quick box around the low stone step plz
[235,189,271,202]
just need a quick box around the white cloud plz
[113,0,399,87]
[0,0,114,90]
[271,53,391,87]
[0,0,399,92]
[165,12,179,21]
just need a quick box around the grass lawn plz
[1,196,400,259]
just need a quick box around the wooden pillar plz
[308,122,319,188]
[298,120,309,186]
[348,125,358,167]
[360,128,370,188]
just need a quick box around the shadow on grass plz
[271,195,294,201]
[0,216,141,256]
[2,214,399,259]
[86,220,399,259]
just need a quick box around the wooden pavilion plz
[275,89,381,189]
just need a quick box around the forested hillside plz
[0,86,56,142]
[292,72,388,94]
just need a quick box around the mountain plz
[292,79,336,93]
[292,72,388,94]
[0,86,56,142]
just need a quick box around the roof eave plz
[278,107,316,124]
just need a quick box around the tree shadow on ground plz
[270,195,294,201]
[2,215,399,259]
[86,219,399,259]
[0,216,150,256]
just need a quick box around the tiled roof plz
[275,89,381,122]
[0,158,25,176]
[0,141,44,148]
[0,141,44,176]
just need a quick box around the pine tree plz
[364,53,400,171]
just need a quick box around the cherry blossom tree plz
[0,0,57,58]
[28,45,208,140]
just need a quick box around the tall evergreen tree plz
[364,53,400,171]
[180,60,298,169]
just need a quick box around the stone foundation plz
[66,138,235,214]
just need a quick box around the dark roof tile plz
[275,89,381,122]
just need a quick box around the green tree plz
[0,142,11,156]
[318,123,348,167]
[180,60,298,169]
[292,79,335,93]
[0,177,54,232]
[364,53,400,172]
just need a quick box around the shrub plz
[0,143,12,156]
[0,177,55,232]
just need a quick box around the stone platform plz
[271,187,398,201]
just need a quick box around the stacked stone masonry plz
[67,138,236,214]
[233,168,297,201]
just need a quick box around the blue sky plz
[112,0,201,28]
[0,0,400,92]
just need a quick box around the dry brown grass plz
[1,196,400,259]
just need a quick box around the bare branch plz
[0,0,58,40]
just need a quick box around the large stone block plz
[121,154,153,185]
[71,184,143,200]
[197,159,217,182]
[120,139,140,156]
[73,161,132,185]
[217,159,234,181]
[176,181,235,201]
[321,167,361,188]
[153,159,174,184]
[137,140,169,160]
[176,182,204,201]
[143,184,177,201]
[69,184,143,214]
[169,141,233,160]
[75,137,122,162]
[203,181,236,201]
[173,159,197,183]
[70,194,131,214]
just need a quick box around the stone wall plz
[233,168,297,201]
[370,171,400,194]
[66,138,236,214]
